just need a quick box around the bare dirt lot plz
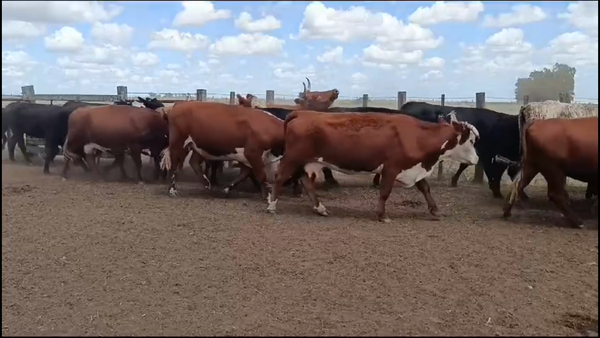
[2,155,598,336]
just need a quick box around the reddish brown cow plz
[159,101,286,198]
[266,111,480,222]
[294,77,339,111]
[502,117,598,228]
[61,105,169,182]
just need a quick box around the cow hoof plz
[502,210,512,219]
[26,162,34,167]
[168,187,179,197]
[61,177,67,182]
[222,187,231,194]
[267,208,277,214]
[137,181,146,186]
[379,217,391,223]
[313,203,329,216]
[450,181,458,188]
[574,223,585,229]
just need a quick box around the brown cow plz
[266,111,480,222]
[502,116,598,228]
[61,105,168,182]
[159,101,286,198]
[294,77,339,111]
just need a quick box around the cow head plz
[137,97,166,114]
[294,77,340,110]
[113,99,132,106]
[237,93,257,107]
[439,111,480,165]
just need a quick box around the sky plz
[1,1,598,102]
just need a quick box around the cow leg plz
[188,151,211,190]
[128,147,145,184]
[372,174,381,188]
[222,164,253,194]
[42,140,54,175]
[299,173,329,216]
[321,168,339,189]
[103,154,129,181]
[541,170,585,228]
[7,133,18,161]
[503,164,538,218]
[13,132,32,164]
[450,163,470,187]
[376,167,401,223]
[415,179,440,218]
[267,159,301,214]
[483,161,505,199]
[244,149,271,200]
[210,161,222,186]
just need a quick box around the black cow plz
[398,101,521,198]
[3,102,85,174]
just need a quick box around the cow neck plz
[425,123,461,160]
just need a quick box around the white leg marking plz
[313,202,329,216]
[168,187,179,197]
[266,192,278,213]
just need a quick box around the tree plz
[514,63,576,103]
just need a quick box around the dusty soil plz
[2,155,598,336]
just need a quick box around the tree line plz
[514,63,576,103]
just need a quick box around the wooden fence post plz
[21,85,35,102]
[266,90,275,105]
[523,95,529,105]
[117,86,127,101]
[397,91,407,110]
[362,94,369,108]
[473,92,486,184]
[229,91,236,105]
[196,89,207,101]
[437,94,446,180]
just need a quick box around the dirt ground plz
[2,154,598,336]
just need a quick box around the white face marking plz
[440,126,479,165]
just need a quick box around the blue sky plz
[2,1,598,102]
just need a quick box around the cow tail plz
[160,147,172,171]
[62,132,78,161]
[283,111,299,134]
[508,108,534,205]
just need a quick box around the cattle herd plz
[2,78,598,228]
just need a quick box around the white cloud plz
[362,46,423,65]
[209,33,285,56]
[420,69,443,80]
[172,1,231,27]
[147,29,210,52]
[409,1,484,26]
[485,28,533,54]
[44,26,84,53]
[74,44,124,65]
[548,31,598,66]
[317,46,345,64]
[420,56,445,68]
[351,72,367,83]
[132,52,160,67]
[235,12,281,33]
[558,2,598,38]
[483,4,547,28]
[2,51,37,78]
[2,20,46,41]
[91,22,133,46]
[294,2,442,68]
[1,1,123,24]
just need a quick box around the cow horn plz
[448,111,458,123]
[305,77,311,91]
[303,82,307,94]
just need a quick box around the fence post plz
[266,90,275,105]
[362,94,369,108]
[523,95,529,105]
[229,91,236,105]
[196,89,207,101]
[117,86,127,101]
[21,85,35,102]
[437,94,446,180]
[397,91,407,110]
[472,92,486,184]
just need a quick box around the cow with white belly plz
[159,101,285,199]
[267,110,480,222]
